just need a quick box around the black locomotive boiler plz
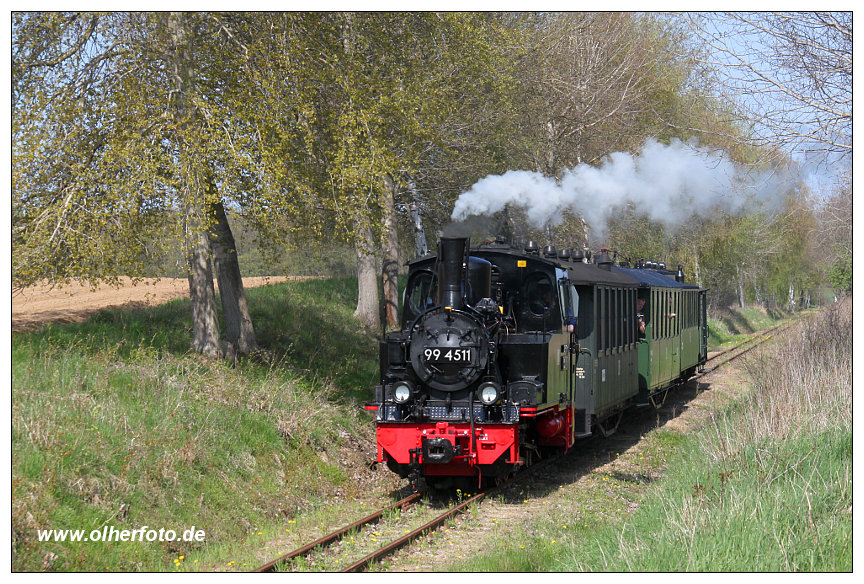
[365,236,707,490]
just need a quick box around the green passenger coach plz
[613,265,707,406]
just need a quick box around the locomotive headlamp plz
[478,381,500,405]
[392,381,413,404]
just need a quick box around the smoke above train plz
[451,138,793,239]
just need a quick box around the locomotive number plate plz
[423,347,473,363]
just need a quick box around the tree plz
[816,174,852,295]
[273,13,521,330]
[12,12,260,357]
[686,12,852,161]
[514,13,704,176]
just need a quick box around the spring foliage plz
[12,12,845,322]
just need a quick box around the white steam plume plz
[451,138,786,240]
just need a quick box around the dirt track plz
[11,276,305,331]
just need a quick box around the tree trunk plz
[545,120,557,176]
[407,180,428,257]
[736,266,745,308]
[208,199,257,355]
[381,175,400,331]
[354,223,380,329]
[693,246,703,289]
[187,214,222,358]
[754,282,763,306]
[167,12,222,358]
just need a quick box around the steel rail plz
[251,492,422,573]
[704,312,805,367]
[338,447,566,573]
[340,490,486,572]
[705,322,785,364]
[645,321,790,408]
[695,323,789,380]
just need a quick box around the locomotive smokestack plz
[438,237,469,310]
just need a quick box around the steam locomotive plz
[365,236,707,490]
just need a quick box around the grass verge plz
[707,305,789,349]
[11,277,396,572]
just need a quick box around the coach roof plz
[612,266,702,289]
[565,260,639,287]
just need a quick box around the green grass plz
[708,305,788,349]
[11,277,388,572]
[559,426,852,571]
[13,278,848,572]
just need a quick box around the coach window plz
[626,289,633,347]
[608,288,615,352]
[668,290,673,337]
[609,288,616,351]
[664,290,669,338]
[623,289,630,347]
[670,290,675,337]
[672,291,678,336]
[661,290,666,338]
[627,289,633,346]
[598,288,605,352]
[653,289,658,340]
[616,288,623,351]
[684,291,689,328]
[692,292,696,327]
[612,288,622,351]
[605,288,611,351]
[685,291,691,328]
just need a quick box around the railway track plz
[253,323,788,573]
[697,320,792,379]
[252,490,485,573]
[252,445,566,572]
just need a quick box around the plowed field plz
[11,276,306,331]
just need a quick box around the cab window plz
[524,273,554,316]
[404,271,437,320]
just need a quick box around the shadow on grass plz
[723,310,754,335]
[473,378,713,506]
